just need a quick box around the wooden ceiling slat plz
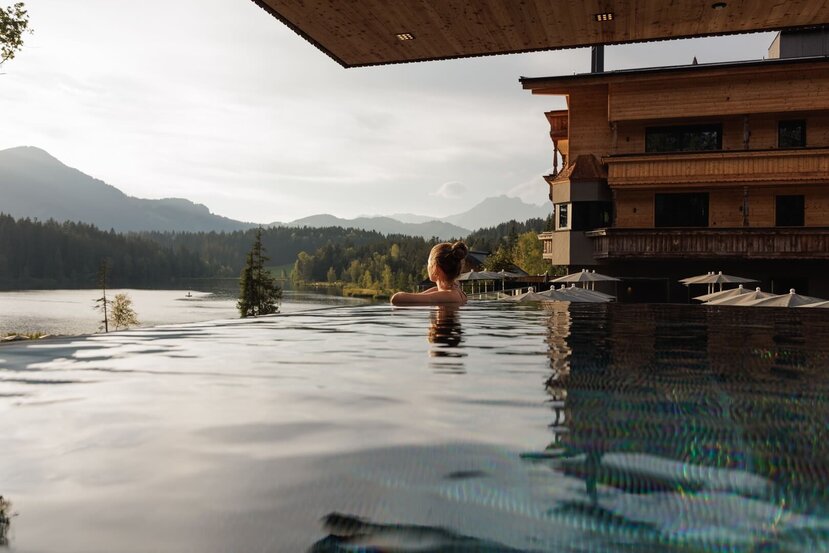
[254,0,829,67]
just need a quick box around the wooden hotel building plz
[526,30,829,301]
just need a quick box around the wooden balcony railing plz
[605,147,829,187]
[586,227,829,259]
[538,231,556,260]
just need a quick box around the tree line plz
[0,214,210,290]
[0,213,551,291]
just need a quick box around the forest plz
[0,213,551,292]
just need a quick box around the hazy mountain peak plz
[0,146,253,232]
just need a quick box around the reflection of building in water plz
[427,306,465,374]
[542,304,829,518]
[543,302,571,447]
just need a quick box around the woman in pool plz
[390,241,469,306]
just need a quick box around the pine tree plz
[237,229,281,318]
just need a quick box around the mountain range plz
[0,146,549,238]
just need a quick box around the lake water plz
[0,288,368,336]
[2,302,829,551]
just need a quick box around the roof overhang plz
[521,55,829,95]
[251,0,829,68]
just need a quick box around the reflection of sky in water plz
[1,304,829,551]
[0,288,368,335]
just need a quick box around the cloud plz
[430,181,467,199]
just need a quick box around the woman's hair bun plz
[451,241,468,260]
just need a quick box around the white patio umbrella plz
[705,287,776,306]
[499,289,553,303]
[743,289,826,308]
[551,269,620,290]
[540,284,613,303]
[798,300,829,308]
[694,284,750,302]
[681,271,759,294]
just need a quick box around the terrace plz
[587,226,829,259]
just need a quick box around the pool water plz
[2,303,829,552]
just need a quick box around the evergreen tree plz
[237,252,257,317]
[238,228,281,318]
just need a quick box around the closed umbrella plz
[706,287,776,306]
[743,289,826,308]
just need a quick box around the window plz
[654,193,709,227]
[571,202,613,231]
[776,195,805,227]
[645,124,722,153]
[557,203,569,229]
[778,120,806,148]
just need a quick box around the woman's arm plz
[391,288,467,306]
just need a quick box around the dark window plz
[645,124,722,153]
[654,193,709,227]
[571,202,613,231]
[776,195,805,226]
[557,203,569,229]
[778,120,806,148]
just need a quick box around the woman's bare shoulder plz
[391,289,466,306]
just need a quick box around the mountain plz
[273,196,549,238]
[441,195,550,230]
[282,214,470,241]
[0,146,254,232]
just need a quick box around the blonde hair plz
[429,241,469,282]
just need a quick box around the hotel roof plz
[251,0,829,68]
[520,54,829,93]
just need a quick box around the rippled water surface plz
[2,303,829,552]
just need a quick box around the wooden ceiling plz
[251,0,829,68]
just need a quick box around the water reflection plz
[428,306,465,373]
[0,496,12,547]
[308,512,524,552]
[533,303,829,549]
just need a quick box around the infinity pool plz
[2,303,829,552]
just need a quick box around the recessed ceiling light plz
[396,33,415,41]
[712,2,727,9]
[594,12,614,22]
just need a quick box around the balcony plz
[538,231,555,260]
[586,227,829,259]
[605,147,829,188]
[545,110,568,141]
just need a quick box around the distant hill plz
[277,214,470,241]
[0,146,254,232]
[441,195,549,230]
[368,196,550,232]
[283,196,549,238]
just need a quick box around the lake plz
[0,287,368,336]
[2,302,829,551]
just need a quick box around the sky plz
[0,0,776,223]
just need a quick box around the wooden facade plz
[525,54,829,298]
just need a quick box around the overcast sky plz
[0,1,775,223]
